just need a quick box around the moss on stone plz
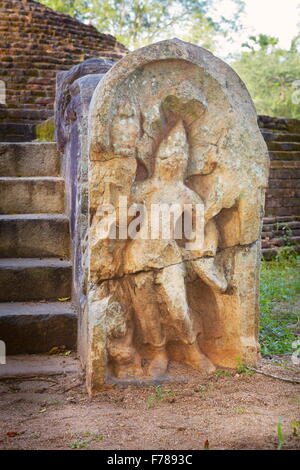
[35,117,55,142]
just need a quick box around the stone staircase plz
[261,216,300,260]
[0,123,36,143]
[0,141,76,354]
[259,116,300,259]
[0,115,299,354]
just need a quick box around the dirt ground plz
[0,354,299,450]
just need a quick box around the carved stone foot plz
[114,360,144,380]
[148,348,169,378]
[184,343,216,373]
[109,345,144,380]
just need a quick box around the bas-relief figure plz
[85,39,269,392]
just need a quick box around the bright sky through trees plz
[214,0,299,57]
[38,0,300,117]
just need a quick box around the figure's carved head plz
[134,94,207,178]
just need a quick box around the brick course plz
[0,0,127,124]
[258,115,300,219]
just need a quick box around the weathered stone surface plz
[0,142,60,177]
[0,302,77,354]
[0,176,65,214]
[0,214,70,258]
[0,258,71,301]
[0,123,36,142]
[0,354,79,378]
[54,58,115,366]
[83,39,269,393]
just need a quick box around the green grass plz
[259,254,300,356]
[277,417,285,450]
[146,385,176,408]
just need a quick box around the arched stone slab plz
[85,39,269,394]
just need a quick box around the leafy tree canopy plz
[231,34,300,118]
[38,0,245,50]
[37,2,299,118]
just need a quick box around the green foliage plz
[147,385,175,408]
[235,357,255,376]
[35,118,55,142]
[234,407,246,414]
[259,256,300,356]
[38,0,245,50]
[242,34,279,51]
[69,440,90,449]
[275,245,300,263]
[277,417,285,450]
[213,369,232,377]
[39,0,89,17]
[232,33,300,118]
[291,420,300,437]
[69,432,104,448]
[197,383,214,392]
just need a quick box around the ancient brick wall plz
[0,0,127,125]
[258,115,300,257]
[258,115,300,218]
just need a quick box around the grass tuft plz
[259,255,300,356]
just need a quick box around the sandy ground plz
[0,354,299,450]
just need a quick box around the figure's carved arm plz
[190,258,228,293]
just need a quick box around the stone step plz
[0,142,60,177]
[258,116,300,134]
[267,142,300,152]
[0,123,36,142]
[262,245,300,260]
[261,247,278,260]
[262,131,300,143]
[0,258,71,302]
[0,108,51,123]
[270,160,300,169]
[268,179,300,189]
[262,221,300,231]
[265,197,300,209]
[261,236,300,248]
[269,151,300,161]
[0,355,79,379]
[269,168,300,179]
[0,177,65,214]
[265,207,300,216]
[262,229,300,239]
[265,188,300,198]
[0,214,70,258]
[263,215,300,223]
[0,302,77,354]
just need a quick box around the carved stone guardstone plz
[84,39,269,393]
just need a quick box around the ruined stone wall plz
[258,115,300,257]
[258,115,300,218]
[0,0,127,125]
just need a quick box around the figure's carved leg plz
[106,280,143,380]
[126,273,168,378]
[108,325,143,380]
[147,347,169,378]
[156,263,215,373]
[156,263,195,342]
